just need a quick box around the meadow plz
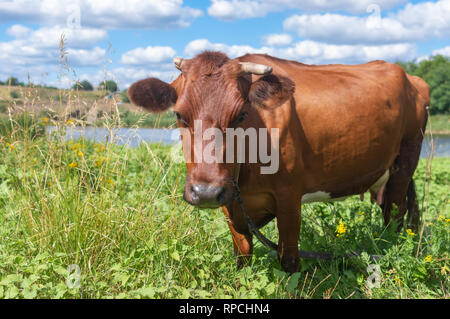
[0,112,448,299]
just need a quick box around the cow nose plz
[190,184,227,207]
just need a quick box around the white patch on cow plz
[301,191,331,203]
[302,170,390,204]
[302,191,350,203]
[369,169,390,192]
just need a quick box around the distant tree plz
[73,80,94,91]
[395,61,418,75]
[0,80,4,85]
[7,76,24,86]
[396,55,450,114]
[98,80,118,92]
[429,63,450,114]
[414,55,449,84]
[121,89,130,103]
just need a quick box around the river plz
[46,126,450,158]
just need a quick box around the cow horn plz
[174,57,183,70]
[239,62,272,75]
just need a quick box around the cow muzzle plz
[184,183,231,208]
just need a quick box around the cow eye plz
[173,111,188,127]
[233,111,248,125]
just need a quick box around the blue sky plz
[0,0,449,89]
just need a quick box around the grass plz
[427,114,449,135]
[0,116,448,299]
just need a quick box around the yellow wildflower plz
[107,178,114,186]
[394,274,402,286]
[424,255,432,263]
[66,119,74,125]
[77,151,84,157]
[68,162,78,169]
[406,229,415,236]
[336,223,347,237]
[441,265,449,275]
[438,215,445,221]
[5,142,15,150]
[95,158,105,167]
[71,143,82,150]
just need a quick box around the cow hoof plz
[280,256,299,274]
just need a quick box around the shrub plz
[98,80,118,92]
[6,76,24,87]
[10,91,20,99]
[121,89,130,103]
[72,80,94,91]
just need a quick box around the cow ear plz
[128,78,178,113]
[248,74,295,110]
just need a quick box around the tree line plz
[1,55,449,114]
[0,77,119,93]
[396,55,449,114]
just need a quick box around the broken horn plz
[239,62,272,75]
[174,57,184,70]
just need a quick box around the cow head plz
[128,51,294,208]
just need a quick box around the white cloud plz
[208,0,406,21]
[84,67,179,89]
[67,47,107,67]
[433,46,450,57]
[184,39,274,57]
[262,33,292,46]
[395,0,450,36]
[6,24,107,49]
[277,41,415,64]
[184,39,415,65]
[0,0,203,29]
[283,14,413,44]
[283,0,450,45]
[6,24,31,38]
[121,46,176,66]
[0,25,108,83]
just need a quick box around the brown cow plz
[128,51,428,274]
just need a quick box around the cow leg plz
[406,179,420,233]
[381,136,423,232]
[276,204,301,274]
[222,206,253,269]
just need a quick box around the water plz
[47,126,450,158]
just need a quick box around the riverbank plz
[427,114,450,135]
